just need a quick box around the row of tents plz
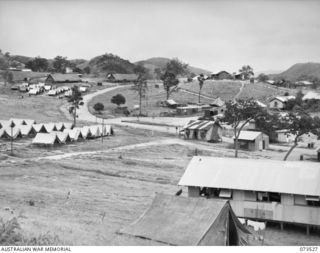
[0,119,114,144]
[0,120,74,139]
[32,125,114,145]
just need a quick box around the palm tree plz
[197,74,205,103]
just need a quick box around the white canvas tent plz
[63,122,73,130]
[43,123,57,133]
[2,127,22,139]
[32,133,60,145]
[8,118,25,126]
[64,128,82,141]
[96,125,113,136]
[52,131,71,144]
[19,124,36,137]
[80,126,92,139]
[104,125,114,136]
[0,120,11,129]
[32,123,47,133]
[55,122,64,131]
[88,125,101,138]
[23,119,36,126]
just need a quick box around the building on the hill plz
[211,71,233,80]
[45,73,82,85]
[106,73,138,83]
[295,80,313,87]
[302,91,320,101]
[234,73,244,80]
[269,96,296,110]
[179,156,320,233]
[234,130,269,151]
[10,71,49,84]
[266,80,275,85]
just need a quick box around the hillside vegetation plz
[77,53,136,76]
[136,57,212,76]
[275,62,320,81]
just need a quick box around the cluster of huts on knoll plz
[0,118,113,146]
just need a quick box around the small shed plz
[234,131,269,151]
[182,120,222,142]
[166,99,178,108]
[269,96,295,110]
[106,73,138,83]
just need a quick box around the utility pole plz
[9,121,14,155]
[101,118,104,143]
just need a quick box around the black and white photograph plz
[0,0,320,250]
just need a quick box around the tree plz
[283,113,320,161]
[161,71,179,100]
[83,66,91,75]
[160,58,188,100]
[111,94,126,107]
[197,73,205,103]
[68,86,83,127]
[2,71,13,85]
[239,65,254,80]
[25,57,49,72]
[223,99,265,157]
[134,64,147,76]
[132,74,148,116]
[257,73,269,83]
[93,102,104,114]
[255,112,285,142]
[154,68,162,79]
[53,56,70,73]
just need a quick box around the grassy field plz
[1,80,319,246]
[88,83,215,117]
[0,86,69,123]
[179,80,242,101]
[238,82,288,103]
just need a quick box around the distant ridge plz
[273,62,320,81]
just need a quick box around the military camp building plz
[179,156,320,233]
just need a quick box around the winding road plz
[75,84,196,134]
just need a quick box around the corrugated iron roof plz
[234,131,262,141]
[108,73,138,81]
[270,96,295,103]
[179,156,320,196]
[48,73,81,82]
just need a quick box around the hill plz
[135,57,212,76]
[78,53,136,76]
[274,62,320,81]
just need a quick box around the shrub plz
[111,94,126,107]
[93,102,104,113]
[0,217,63,246]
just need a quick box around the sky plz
[0,0,319,73]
